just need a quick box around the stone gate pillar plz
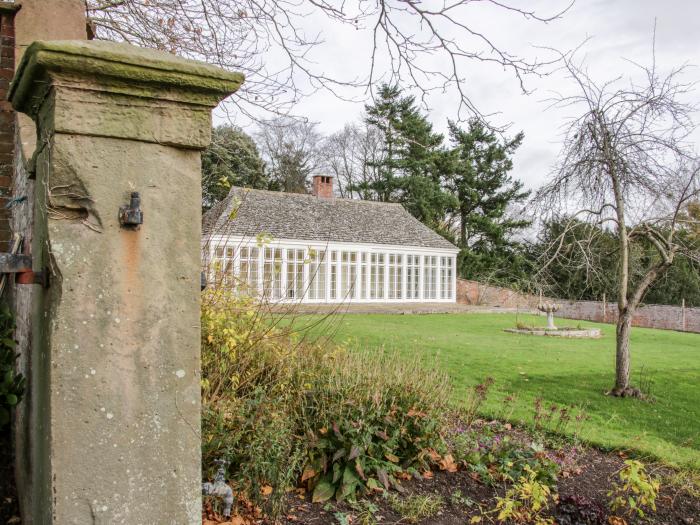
[9,40,242,524]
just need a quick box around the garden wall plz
[457,279,700,334]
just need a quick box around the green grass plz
[303,313,700,469]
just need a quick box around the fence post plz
[681,298,686,332]
[10,40,242,524]
[602,293,606,323]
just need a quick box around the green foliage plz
[201,291,450,517]
[0,307,23,429]
[445,119,530,284]
[452,430,559,487]
[608,460,660,518]
[358,84,456,230]
[303,350,450,503]
[387,493,444,523]
[494,465,557,524]
[201,125,267,211]
[346,499,380,525]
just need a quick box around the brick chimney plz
[312,175,334,199]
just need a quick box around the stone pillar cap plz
[10,39,244,117]
[0,2,21,13]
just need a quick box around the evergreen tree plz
[201,125,267,211]
[445,119,529,282]
[358,85,455,229]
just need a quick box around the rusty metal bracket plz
[16,269,49,288]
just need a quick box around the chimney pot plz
[312,175,334,199]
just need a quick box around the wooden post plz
[602,293,607,323]
[682,298,686,332]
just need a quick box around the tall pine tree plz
[357,85,455,230]
[445,119,529,282]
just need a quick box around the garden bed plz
[204,421,700,525]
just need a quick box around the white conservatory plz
[203,176,459,304]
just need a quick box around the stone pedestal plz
[10,40,242,524]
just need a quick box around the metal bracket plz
[16,269,49,288]
[119,192,143,229]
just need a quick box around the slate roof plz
[203,187,458,251]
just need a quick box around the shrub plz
[494,464,557,524]
[201,290,451,517]
[0,307,24,429]
[608,460,659,519]
[303,349,450,503]
[452,430,560,487]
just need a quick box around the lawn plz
[303,312,700,469]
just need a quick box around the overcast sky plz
[214,0,699,191]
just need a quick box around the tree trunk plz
[611,309,641,397]
[460,210,467,246]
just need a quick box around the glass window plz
[340,251,358,299]
[406,255,420,299]
[388,254,403,300]
[330,251,338,300]
[440,256,453,299]
[286,249,305,299]
[239,246,259,295]
[308,249,327,300]
[423,255,438,300]
[360,253,368,299]
[263,247,283,300]
[370,253,385,300]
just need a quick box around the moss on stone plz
[10,40,244,116]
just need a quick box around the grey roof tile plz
[203,187,457,251]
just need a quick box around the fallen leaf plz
[301,466,316,482]
[470,517,483,524]
[439,454,458,473]
[422,471,434,479]
[261,485,273,496]
[426,449,441,462]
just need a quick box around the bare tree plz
[85,0,571,122]
[322,123,384,199]
[535,52,699,397]
[256,117,323,193]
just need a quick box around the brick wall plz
[456,278,700,333]
[457,278,539,309]
[0,3,18,252]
